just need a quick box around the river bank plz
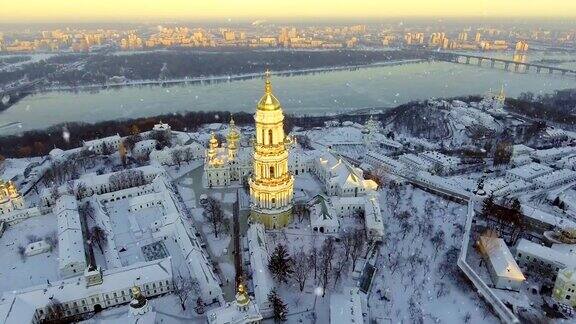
[40,59,426,93]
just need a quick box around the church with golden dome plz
[203,118,252,188]
[0,179,24,215]
[202,71,294,228]
[248,71,294,229]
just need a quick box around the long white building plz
[55,194,87,278]
[246,223,274,317]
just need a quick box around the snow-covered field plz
[0,214,60,292]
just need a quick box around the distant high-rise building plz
[515,40,529,52]
[475,32,482,43]
[458,31,468,42]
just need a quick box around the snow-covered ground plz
[0,214,60,292]
[371,184,499,323]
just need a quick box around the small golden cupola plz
[207,132,218,158]
[0,180,8,203]
[257,70,282,111]
[7,181,20,199]
[235,282,251,311]
[227,117,240,160]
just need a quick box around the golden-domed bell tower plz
[249,71,294,229]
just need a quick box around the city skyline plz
[2,0,576,23]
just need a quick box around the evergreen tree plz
[267,289,288,322]
[268,244,294,284]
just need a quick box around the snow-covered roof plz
[516,238,576,269]
[512,144,534,156]
[134,139,157,151]
[399,153,435,171]
[522,205,576,229]
[557,267,576,283]
[533,169,576,188]
[308,195,338,228]
[420,151,460,168]
[365,150,405,172]
[83,134,121,147]
[55,194,86,271]
[531,147,576,161]
[506,163,553,181]
[246,223,273,310]
[479,236,525,281]
[0,259,172,323]
[207,298,263,324]
[79,165,163,188]
[329,287,364,324]
[551,244,576,256]
[317,153,373,191]
[364,194,384,235]
[309,126,363,146]
[492,180,532,197]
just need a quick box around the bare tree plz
[79,201,95,221]
[108,169,146,190]
[202,197,224,238]
[17,245,26,261]
[439,246,459,279]
[75,181,89,199]
[171,149,183,166]
[41,298,66,324]
[172,274,197,311]
[90,226,108,254]
[319,237,336,297]
[44,231,58,251]
[308,244,318,281]
[292,249,311,291]
[350,229,366,270]
[332,247,350,288]
[430,229,446,258]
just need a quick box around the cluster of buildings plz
[7,23,576,53]
[477,231,576,309]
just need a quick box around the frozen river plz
[1,54,575,135]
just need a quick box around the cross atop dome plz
[257,69,281,111]
[264,69,272,94]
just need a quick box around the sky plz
[1,0,575,23]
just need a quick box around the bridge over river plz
[430,51,576,77]
[0,79,43,111]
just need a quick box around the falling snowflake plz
[62,127,70,143]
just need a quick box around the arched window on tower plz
[268,129,273,145]
[270,166,274,177]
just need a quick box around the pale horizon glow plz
[1,0,575,23]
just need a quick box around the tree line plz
[0,49,430,88]
[0,109,370,158]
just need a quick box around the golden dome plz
[209,132,219,148]
[257,71,282,111]
[227,117,240,143]
[235,283,250,307]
